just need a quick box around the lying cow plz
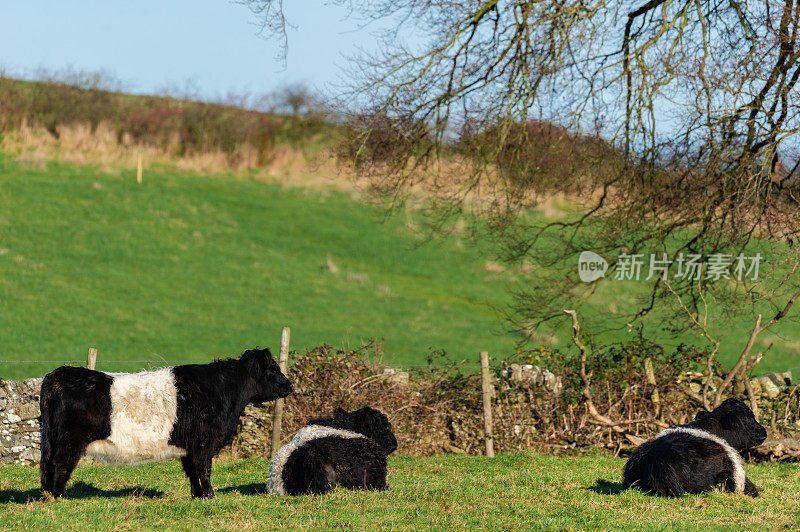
[39,347,293,499]
[268,406,398,495]
[623,398,767,497]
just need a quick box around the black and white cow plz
[39,347,293,499]
[623,398,767,497]
[267,406,398,495]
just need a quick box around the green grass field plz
[2,155,800,380]
[1,451,797,530]
[0,157,519,379]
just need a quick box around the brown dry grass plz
[1,120,366,192]
[0,116,599,229]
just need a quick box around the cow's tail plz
[39,374,56,494]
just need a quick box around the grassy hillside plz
[2,155,800,379]
[0,157,518,379]
[1,451,798,530]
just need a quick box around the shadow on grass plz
[586,478,625,495]
[218,483,268,496]
[0,481,163,504]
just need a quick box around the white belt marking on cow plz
[85,368,186,464]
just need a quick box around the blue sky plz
[0,1,376,99]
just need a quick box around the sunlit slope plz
[2,157,799,380]
[0,159,514,379]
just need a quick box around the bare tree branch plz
[564,309,646,445]
[248,0,800,352]
[714,287,800,409]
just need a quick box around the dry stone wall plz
[0,378,42,464]
[1,364,799,465]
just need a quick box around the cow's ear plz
[334,407,348,417]
[695,410,710,421]
[242,348,272,362]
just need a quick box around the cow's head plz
[333,406,398,454]
[692,398,767,450]
[241,348,293,403]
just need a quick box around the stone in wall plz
[380,368,410,386]
[0,378,43,465]
[686,371,793,401]
[506,364,563,395]
[234,403,274,457]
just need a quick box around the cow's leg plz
[180,456,202,498]
[305,464,335,495]
[303,453,336,494]
[40,431,55,496]
[184,451,214,499]
[40,456,56,496]
[364,463,389,491]
[743,477,759,498]
[197,457,214,499]
[39,390,58,497]
[335,464,386,492]
[51,444,86,498]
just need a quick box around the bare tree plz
[271,83,319,117]
[246,0,800,339]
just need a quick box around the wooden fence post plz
[271,327,291,457]
[480,350,495,457]
[644,357,661,417]
[136,149,143,185]
[87,348,97,370]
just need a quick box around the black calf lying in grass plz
[267,407,398,495]
[623,398,767,497]
[40,348,293,499]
